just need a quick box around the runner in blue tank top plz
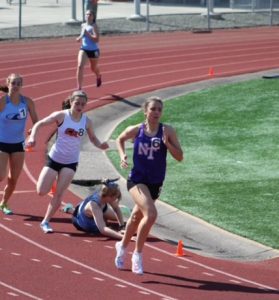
[0,73,38,215]
[76,9,102,90]
[114,96,184,275]
[62,181,125,239]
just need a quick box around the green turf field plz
[107,78,279,249]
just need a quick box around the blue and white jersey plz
[79,192,106,212]
[0,95,28,143]
[75,192,107,234]
[129,123,167,184]
[81,23,99,51]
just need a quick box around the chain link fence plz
[0,0,279,40]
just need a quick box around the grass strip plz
[107,78,279,249]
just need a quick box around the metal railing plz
[0,0,279,40]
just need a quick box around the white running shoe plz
[115,241,125,269]
[131,252,143,275]
[40,222,53,234]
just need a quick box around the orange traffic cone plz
[25,143,33,152]
[208,67,214,77]
[49,181,57,195]
[25,146,33,152]
[175,240,185,256]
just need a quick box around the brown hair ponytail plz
[62,97,71,109]
[0,85,9,93]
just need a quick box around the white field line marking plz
[93,277,105,281]
[1,48,273,104]
[105,245,113,249]
[0,190,36,194]
[94,61,278,100]
[62,233,70,237]
[52,265,62,269]
[0,41,277,76]
[71,270,82,275]
[0,280,43,300]
[177,265,188,269]
[230,279,242,284]
[26,62,278,104]
[23,163,37,185]
[1,39,278,93]
[139,291,151,295]
[0,223,177,300]
[115,284,127,288]
[23,55,279,103]
[203,272,214,277]
[7,291,19,297]
[145,243,278,291]
[151,257,162,262]
[0,33,272,57]
[0,30,276,57]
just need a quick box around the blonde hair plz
[6,73,23,86]
[100,183,121,200]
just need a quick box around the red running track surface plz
[0,27,279,300]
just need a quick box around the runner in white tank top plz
[28,90,109,233]
[49,110,87,164]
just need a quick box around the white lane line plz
[3,218,12,221]
[177,265,188,269]
[83,239,92,243]
[31,258,41,263]
[71,271,82,275]
[139,291,151,295]
[93,277,105,282]
[105,245,113,249]
[0,223,177,300]
[11,252,21,256]
[151,257,162,262]
[24,223,33,227]
[0,280,43,300]
[52,265,62,269]
[23,163,37,184]
[230,279,242,284]
[115,284,127,288]
[0,190,36,194]
[145,243,278,291]
[203,272,214,277]
[7,291,19,297]
[10,54,279,105]
[1,43,277,85]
